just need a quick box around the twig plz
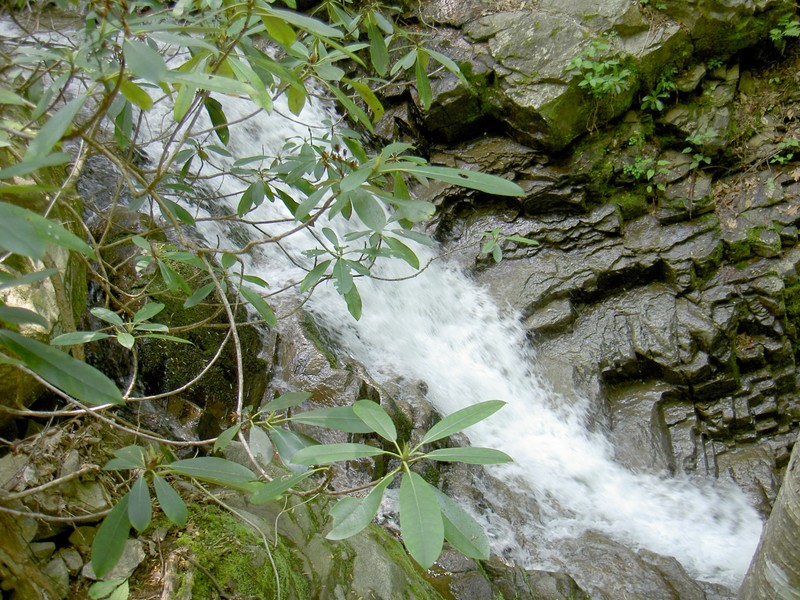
[0,465,99,501]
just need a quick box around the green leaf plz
[340,167,372,193]
[415,56,432,111]
[132,302,165,323]
[384,236,420,269]
[119,77,154,111]
[0,268,57,291]
[133,322,168,333]
[0,306,48,328]
[238,180,265,215]
[291,442,385,465]
[0,202,94,259]
[353,400,396,442]
[153,474,188,526]
[0,88,26,106]
[326,475,393,540]
[90,307,125,327]
[299,260,331,293]
[168,457,258,491]
[103,445,147,471]
[183,281,217,308]
[238,285,277,326]
[290,405,374,433]
[139,333,192,344]
[249,425,274,465]
[262,15,296,48]
[263,7,343,38]
[213,423,241,453]
[0,330,123,405]
[159,198,196,226]
[0,152,71,180]
[505,235,539,246]
[332,259,354,295]
[116,332,135,349]
[344,78,384,123]
[25,96,87,160]
[380,163,524,197]
[350,189,386,231]
[367,23,389,76]
[433,488,489,560]
[89,578,128,600]
[327,84,373,133]
[344,285,362,321]
[50,331,113,345]
[399,472,444,569]
[427,48,467,82]
[261,391,312,412]
[91,493,131,578]
[269,427,318,472]
[250,470,314,504]
[425,447,513,464]
[421,400,506,446]
[286,85,306,115]
[157,260,191,294]
[123,38,168,85]
[128,476,152,532]
[203,96,230,146]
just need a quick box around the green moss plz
[611,191,649,220]
[174,504,309,600]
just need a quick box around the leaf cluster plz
[0,0,525,588]
[566,38,634,98]
[92,396,511,575]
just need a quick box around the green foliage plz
[0,0,524,586]
[623,157,670,194]
[770,14,800,54]
[682,132,715,171]
[770,138,800,164]
[641,66,677,112]
[566,38,634,98]
[92,397,511,573]
[480,229,539,263]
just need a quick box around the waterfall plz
[139,90,763,589]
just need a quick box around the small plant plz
[480,229,539,263]
[683,131,715,170]
[641,66,677,112]
[770,138,800,164]
[90,395,513,576]
[566,38,634,98]
[706,57,725,71]
[623,157,670,194]
[771,14,800,54]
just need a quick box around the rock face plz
[366,0,800,597]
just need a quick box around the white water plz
[139,91,763,589]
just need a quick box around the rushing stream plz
[139,90,763,589]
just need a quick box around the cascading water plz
[140,89,763,590]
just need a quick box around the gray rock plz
[607,381,676,474]
[42,557,70,600]
[81,539,145,581]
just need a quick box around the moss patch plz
[174,504,309,600]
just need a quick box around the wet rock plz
[556,531,710,599]
[525,298,576,337]
[607,381,676,474]
[716,444,779,516]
